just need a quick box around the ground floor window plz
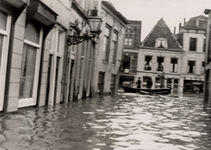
[19,44,37,99]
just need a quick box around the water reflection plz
[0,93,211,149]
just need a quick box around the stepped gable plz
[183,15,207,30]
[141,18,182,50]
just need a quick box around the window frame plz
[0,10,11,111]
[18,22,43,108]
[189,37,197,51]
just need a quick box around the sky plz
[109,0,211,41]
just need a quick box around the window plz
[203,39,206,52]
[202,61,205,74]
[124,34,132,46]
[0,10,11,111]
[111,31,118,64]
[144,56,152,71]
[170,58,178,72]
[155,38,167,48]
[189,38,197,51]
[198,20,206,28]
[124,38,128,45]
[188,61,195,73]
[19,21,42,103]
[157,57,164,71]
[103,26,111,61]
[143,76,151,88]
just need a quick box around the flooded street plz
[0,93,211,150]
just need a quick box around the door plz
[47,26,65,105]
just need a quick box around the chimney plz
[179,23,181,29]
[174,27,176,34]
[184,18,186,26]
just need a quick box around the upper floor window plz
[144,56,152,71]
[197,20,207,28]
[202,61,205,74]
[157,57,164,71]
[111,31,118,64]
[189,38,197,51]
[155,38,167,48]
[188,61,195,73]
[103,26,111,61]
[203,39,206,52]
[170,58,178,73]
[125,34,132,46]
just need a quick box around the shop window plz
[188,61,195,73]
[157,57,164,71]
[189,38,197,51]
[155,77,161,88]
[155,38,167,48]
[143,76,151,88]
[144,56,152,71]
[170,58,178,72]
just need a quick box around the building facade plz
[138,18,183,94]
[204,9,211,104]
[177,15,206,94]
[93,1,128,95]
[0,0,128,113]
[119,20,142,87]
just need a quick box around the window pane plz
[0,10,7,31]
[19,44,37,99]
[25,22,41,44]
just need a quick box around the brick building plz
[119,20,142,87]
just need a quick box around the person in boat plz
[136,77,141,88]
[158,72,165,88]
[147,78,152,89]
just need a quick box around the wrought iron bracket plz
[67,33,95,46]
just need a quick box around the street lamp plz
[67,10,102,46]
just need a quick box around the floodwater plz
[0,93,211,150]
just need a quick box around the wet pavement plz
[0,93,211,150]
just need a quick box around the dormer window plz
[155,38,168,48]
[197,20,206,28]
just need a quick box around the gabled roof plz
[141,18,182,50]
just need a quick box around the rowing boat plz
[123,87,171,95]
